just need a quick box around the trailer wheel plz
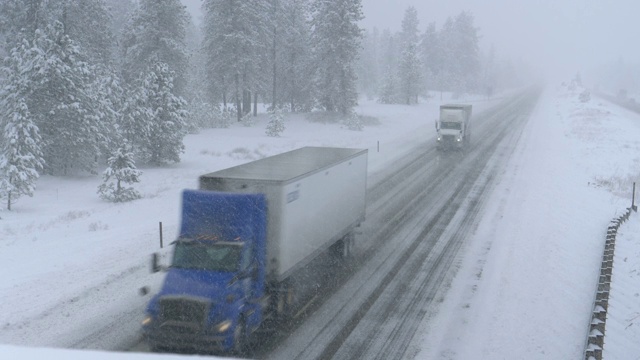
[275,282,295,319]
[344,234,352,258]
[336,232,354,259]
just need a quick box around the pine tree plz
[437,12,480,95]
[28,22,104,175]
[397,6,422,104]
[0,98,44,211]
[89,68,125,162]
[344,110,363,131]
[3,23,104,176]
[202,0,268,120]
[139,61,188,166]
[376,29,399,103]
[311,0,364,115]
[121,0,190,97]
[420,22,439,93]
[263,0,313,112]
[184,11,210,127]
[378,65,397,104]
[0,0,54,48]
[436,17,458,94]
[107,0,136,70]
[119,84,152,156]
[55,0,115,66]
[398,42,423,104]
[357,28,380,99]
[97,146,142,203]
[452,11,481,94]
[1,36,43,210]
[266,108,285,137]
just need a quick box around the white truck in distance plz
[435,104,472,151]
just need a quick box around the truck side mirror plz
[435,120,438,130]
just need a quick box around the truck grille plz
[159,297,209,333]
[442,135,456,142]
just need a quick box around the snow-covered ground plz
[1,85,639,359]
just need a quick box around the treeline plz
[0,1,527,210]
[0,0,365,209]
[357,6,526,104]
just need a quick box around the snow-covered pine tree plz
[357,28,380,99]
[119,84,152,157]
[266,108,285,136]
[378,65,397,104]
[241,111,256,127]
[97,146,142,203]
[121,0,190,97]
[0,35,44,211]
[0,97,44,211]
[344,110,363,131]
[2,23,104,176]
[187,97,220,130]
[139,61,188,166]
[53,0,115,66]
[184,11,211,130]
[376,29,399,103]
[0,0,55,48]
[435,17,457,95]
[452,11,480,94]
[420,22,439,94]
[89,68,125,163]
[397,6,422,104]
[220,107,233,128]
[479,45,497,99]
[27,22,104,175]
[202,0,268,121]
[311,0,364,115]
[398,42,423,105]
[437,12,480,95]
[277,0,315,112]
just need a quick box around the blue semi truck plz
[142,147,368,354]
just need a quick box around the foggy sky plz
[361,0,640,78]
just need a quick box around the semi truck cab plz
[436,104,472,151]
[142,191,268,353]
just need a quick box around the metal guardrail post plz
[584,207,635,360]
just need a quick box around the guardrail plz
[583,206,635,359]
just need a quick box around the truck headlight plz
[215,320,232,333]
[456,137,461,142]
[142,316,153,326]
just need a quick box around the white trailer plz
[198,146,368,282]
[436,104,472,151]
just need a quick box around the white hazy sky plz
[361,0,640,77]
[181,0,640,79]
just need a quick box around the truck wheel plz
[233,319,247,355]
[344,234,353,258]
[337,233,354,259]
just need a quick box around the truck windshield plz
[440,121,462,130]
[172,241,242,272]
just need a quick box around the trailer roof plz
[200,146,367,182]
[440,104,472,110]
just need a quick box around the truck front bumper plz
[144,327,230,353]
[437,138,463,150]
